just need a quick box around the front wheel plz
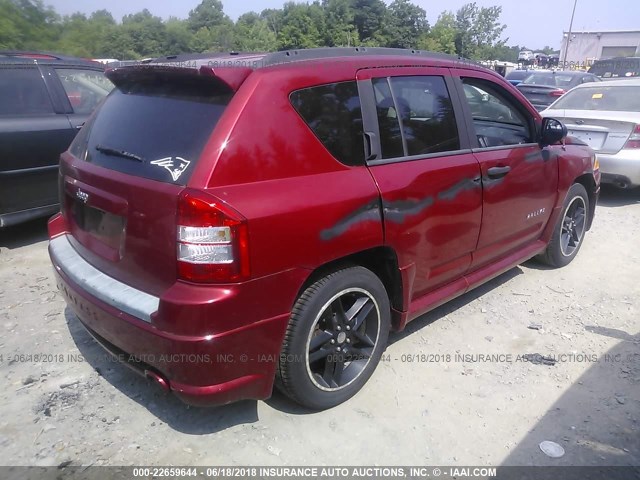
[539,183,589,268]
[276,267,390,410]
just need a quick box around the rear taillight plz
[624,124,640,149]
[549,89,566,97]
[176,189,249,283]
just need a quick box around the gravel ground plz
[0,186,638,468]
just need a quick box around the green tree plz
[455,2,507,59]
[191,24,235,52]
[100,9,168,59]
[234,12,277,51]
[164,17,195,55]
[351,0,387,45]
[0,0,59,50]
[322,0,358,47]
[277,2,325,50]
[187,0,231,31]
[417,11,456,54]
[57,13,94,57]
[386,0,428,49]
[260,8,284,38]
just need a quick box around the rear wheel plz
[539,183,589,268]
[277,267,390,410]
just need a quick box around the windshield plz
[523,73,575,87]
[551,85,640,111]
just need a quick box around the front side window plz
[290,81,364,166]
[373,75,460,158]
[56,68,114,114]
[462,78,533,147]
[0,67,53,115]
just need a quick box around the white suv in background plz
[518,50,534,62]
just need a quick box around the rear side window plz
[290,81,364,166]
[56,68,114,114]
[70,75,232,185]
[373,76,460,158]
[0,67,53,115]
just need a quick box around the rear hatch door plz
[60,65,249,296]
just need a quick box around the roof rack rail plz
[0,50,95,62]
[149,47,475,70]
[261,47,470,67]
[152,52,264,63]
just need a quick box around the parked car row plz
[517,51,560,69]
[515,70,601,111]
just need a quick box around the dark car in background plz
[505,69,538,86]
[517,70,601,111]
[588,57,640,79]
[0,51,113,227]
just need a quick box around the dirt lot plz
[0,186,638,468]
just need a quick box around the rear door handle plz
[363,132,379,161]
[487,166,511,179]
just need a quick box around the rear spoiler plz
[106,65,253,94]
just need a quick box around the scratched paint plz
[321,177,480,239]
[437,178,481,201]
[524,150,544,163]
[320,199,381,241]
[383,197,434,224]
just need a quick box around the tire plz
[539,183,589,268]
[277,267,391,410]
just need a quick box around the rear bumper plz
[597,150,640,187]
[49,229,298,407]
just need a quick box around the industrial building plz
[560,30,640,68]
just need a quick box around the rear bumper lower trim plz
[49,234,159,322]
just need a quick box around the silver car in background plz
[542,79,640,188]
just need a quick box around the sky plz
[43,0,637,49]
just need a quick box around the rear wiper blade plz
[95,144,144,163]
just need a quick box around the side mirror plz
[539,117,567,147]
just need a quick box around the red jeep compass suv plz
[48,48,600,409]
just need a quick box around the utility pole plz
[562,0,578,70]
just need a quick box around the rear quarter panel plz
[192,66,384,280]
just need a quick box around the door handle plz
[487,166,511,179]
[363,132,379,161]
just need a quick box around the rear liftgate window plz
[70,73,233,185]
[290,81,364,166]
